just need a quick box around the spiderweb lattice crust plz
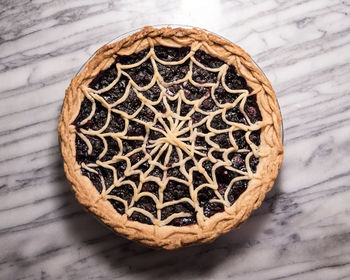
[74,45,263,227]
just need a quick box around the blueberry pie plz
[58,26,283,249]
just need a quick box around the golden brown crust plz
[58,26,283,249]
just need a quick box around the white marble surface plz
[1,0,350,279]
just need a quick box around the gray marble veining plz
[0,0,350,279]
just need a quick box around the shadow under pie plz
[58,143,282,276]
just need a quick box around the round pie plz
[58,26,283,249]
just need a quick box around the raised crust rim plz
[58,26,284,249]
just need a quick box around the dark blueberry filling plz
[192,64,218,84]
[192,112,206,124]
[214,83,238,104]
[157,60,190,83]
[126,174,140,187]
[126,120,146,136]
[100,75,128,104]
[200,95,219,111]
[95,166,114,188]
[196,123,209,134]
[193,171,208,189]
[105,112,125,133]
[130,151,145,165]
[163,181,191,202]
[166,84,183,98]
[142,83,161,101]
[167,167,186,180]
[194,50,224,68]
[163,203,197,226]
[129,212,153,225]
[198,188,224,217]
[77,101,108,131]
[179,102,193,116]
[119,49,149,65]
[121,140,143,155]
[73,98,92,125]
[229,152,260,173]
[136,105,155,123]
[75,135,103,164]
[211,133,231,148]
[212,151,224,161]
[168,149,179,165]
[108,182,137,215]
[183,83,210,101]
[89,62,118,90]
[125,59,154,87]
[74,45,263,226]
[232,130,249,149]
[108,200,125,214]
[211,114,230,130]
[185,159,195,172]
[101,137,119,161]
[116,88,141,115]
[81,168,103,193]
[225,66,248,90]
[226,106,247,124]
[133,196,157,218]
[245,95,262,123]
[154,101,167,115]
[150,166,163,179]
[111,161,127,179]
[109,184,133,204]
[154,46,190,61]
[141,181,159,197]
[250,130,261,146]
[169,215,197,227]
[137,161,150,173]
[195,136,211,151]
[202,160,214,176]
[227,180,249,204]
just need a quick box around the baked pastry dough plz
[58,26,283,249]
